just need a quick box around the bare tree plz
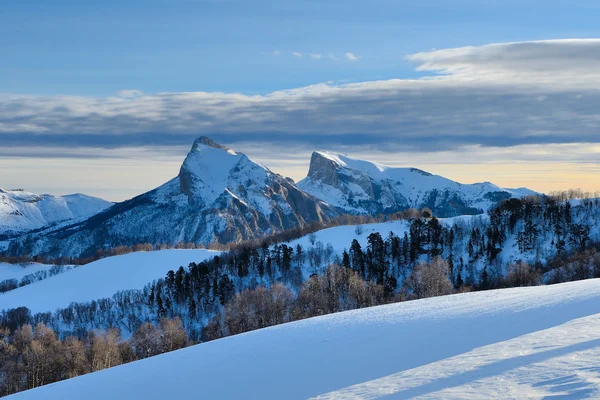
[404,258,454,299]
[90,328,122,371]
[160,318,188,353]
[131,323,162,359]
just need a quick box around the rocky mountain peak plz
[190,136,235,154]
[306,151,342,187]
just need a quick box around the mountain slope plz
[7,137,337,258]
[298,151,535,217]
[9,279,600,399]
[0,249,218,313]
[0,189,112,238]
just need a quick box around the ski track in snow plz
[8,279,600,400]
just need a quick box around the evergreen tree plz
[480,266,489,290]
[342,251,351,270]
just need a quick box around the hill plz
[8,279,600,399]
[0,249,219,314]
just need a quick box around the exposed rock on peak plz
[191,136,235,154]
[306,151,341,187]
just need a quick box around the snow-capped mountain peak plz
[299,150,534,217]
[179,137,250,205]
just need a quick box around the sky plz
[2,0,600,201]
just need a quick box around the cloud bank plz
[1,39,600,161]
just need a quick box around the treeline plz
[0,265,76,294]
[0,316,188,397]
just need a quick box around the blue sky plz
[2,1,600,200]
[3,0,600,96]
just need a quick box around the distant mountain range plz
[3,137,536,258]
[0,189,112,239]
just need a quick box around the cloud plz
[327,53,339,60]
[406,39,600,88]
[272,50,280,56]
[291,52,303,58]
[3,39,600,155]
[310,53,322,59]
[116,89,144,99]
[344,52,359,61]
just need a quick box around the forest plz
[2,193,600,396]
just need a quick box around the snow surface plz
[0,188,112,237]
[0,250,219,313]
[0,262,58,282]
[10,279,600,399]
[287,219,410,253]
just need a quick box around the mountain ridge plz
[4,137,537,257]
[0,189,113,239]
[298,150,536,217]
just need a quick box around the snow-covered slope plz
[7,137,337,258]
[298,151,535,217]
[0,249,218,313]
[0,262,58,283]
[10,279,600,399]
[0,188,112,238]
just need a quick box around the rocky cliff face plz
[298,151,533,217]
[7,137,337,258]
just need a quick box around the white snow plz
[287,219,410,253]
[0,249,219,313]
[9,279,600,399]
[180,141,249,205]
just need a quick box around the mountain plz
[0,189,112,239]
[298,151,536,217]
[10,279,600,399]
[7,137,336,258]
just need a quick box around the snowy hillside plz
[299,151,536,217]
[0,188,112,238]
[0,249,218,313]
[0,262,57,282]
[10,279,600,399]
[6,137,336,258]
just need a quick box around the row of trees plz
[0,317,188,397]
[0,265,75,294]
